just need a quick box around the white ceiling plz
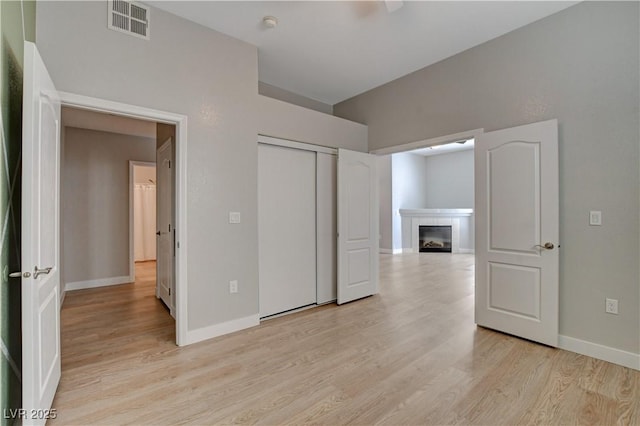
[149,1,578,105]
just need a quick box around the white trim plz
[379,248,394,254]
[65,275,132,291]
[260,304,320,321]
[258,134,337,155]
[58,91,189,346]
[459,248,475,254]
[185,315,260,345]
[559,335,640,371]
[129,160,156,283]
[399,208,474,217]
[370,128,484,155]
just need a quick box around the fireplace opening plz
[419,225,452,253]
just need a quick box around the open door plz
[21,41,61,424]
[156,138,174,316]
[475,119,559,347]
[337,149,379,304]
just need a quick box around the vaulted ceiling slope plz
[149,1,579,105]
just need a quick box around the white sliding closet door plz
[316,153,337,304]
[258,144,317,317]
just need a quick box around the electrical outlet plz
[229,280,238,294]
[605,298,618,314]
[589,210,602,226]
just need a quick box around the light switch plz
[229,212,241,224]
[589,210,602,226]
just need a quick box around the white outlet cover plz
[229,212,241,224]
[589,210,602,226]
[605,298,618,314]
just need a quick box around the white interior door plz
[337,149,379,304]
[21,41,61,425]
[258,143,316,317]
[475,119,559,347]
[156,138,174,316]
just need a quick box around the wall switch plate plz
[229,280,238,294]
[589,210,602,226]
[605,298,618,314]
[229,212,241,224]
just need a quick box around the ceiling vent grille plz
[108,0,150,40]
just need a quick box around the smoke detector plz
[263,16,278,28]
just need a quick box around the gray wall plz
[37,1,260,330]
[423,150,474,208]
[335,2,639,354]
[63,127,156,284]
[259,82,333,115]
[37,1,368,337]
[392,152,430,209]
[257,95,367,151]
[378,155,392,251]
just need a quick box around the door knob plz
[535,242,555,250]
[9,271,31,278]
[34,266,53,279]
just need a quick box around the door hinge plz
[169,288,171,296]
[168,160,171,169]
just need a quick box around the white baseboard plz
[401,248,473,254]
[380,248,403,254]
[185,314,260,345]
[65,275,133,291]
[559,335,640,371]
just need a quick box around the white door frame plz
[369,128,484,155]
[59,91,188,346]
[370,128,483,255]
[129,160,157,279]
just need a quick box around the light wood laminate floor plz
[52,254,639,425]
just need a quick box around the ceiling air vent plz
[108,0,150,40]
